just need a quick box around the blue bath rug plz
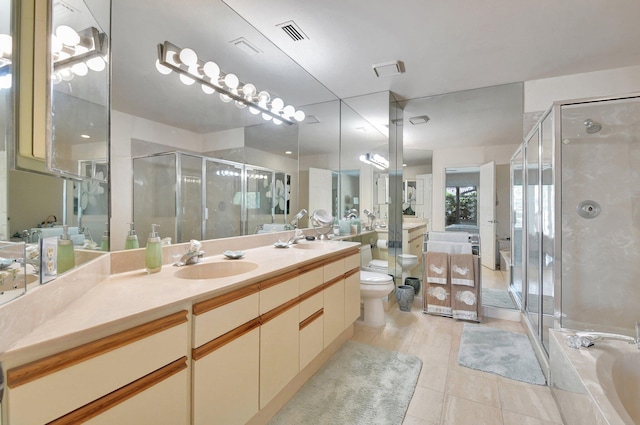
[458,324,546,385]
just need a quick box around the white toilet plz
[397,254,418,285]
[359,245,395,327]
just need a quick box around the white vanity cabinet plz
[259,271,300,409]
[323,252,360,348]
[298,263,325,371]
[4,310,190,425]
[191,283,261,425]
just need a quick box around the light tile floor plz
[351,276,563,425]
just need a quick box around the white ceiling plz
[107,0,640,166]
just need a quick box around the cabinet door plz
[193,326,260,425]
[299,290,324,370]
[85,367,190,425]
[323,277,345,348]
[344,269,361,325]
[260,305,299,408]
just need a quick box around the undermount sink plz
[173,261,259,280]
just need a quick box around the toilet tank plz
[360,244,373,267]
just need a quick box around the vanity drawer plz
[344,253,360,271]
[193,284,260,347]
[299,290,323,320]
[6,311,189,425]
[323,258,345,282]
[299,310,323,371]
[260,270,300,315]
[299,263,324,294]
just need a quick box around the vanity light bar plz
[156,41,305,126]
[359,153,389,170]
[51,26,108,83]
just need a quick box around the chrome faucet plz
[287,229,305,245]
[174,240,204,267]
[574,322,640,350]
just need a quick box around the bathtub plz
[550,330,639,425]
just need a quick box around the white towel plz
[428,231,469,243]
[450,254,475,286]
[425,251,448,284]
[427,241,472,255]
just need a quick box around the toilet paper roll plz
[377,239,388,250]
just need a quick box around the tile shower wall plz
[560,98,640,334]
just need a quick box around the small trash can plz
[404,277,420,295]
[396,285,415,312]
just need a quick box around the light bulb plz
[87,56,106,72]
[220,93,232,103]
[261,113,272,121]
[294,110,306,122]
[201,85,215,94]
[51,72,62,84]
[271,97,284,112]
[166,51,179,66]
[179,73,195,85]
[235,100,247,109]
[258,91,270,103]
[74,45,89,55]
[203,61,219,80]
[178,48,198,66]
[273,118,283,125]
[55,25,80,46]
[242,83,256,97]
[60,68,74,81]
[0,34,11,56]
[56,50,71,60]
[71,62,88,76]
[249,106,260,115]
[155,59,172,75]
[282,105,295,118]
[224,73,239,89]
[50,34,62,54]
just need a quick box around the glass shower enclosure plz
[133,152,291,245]
[511,93,640,354]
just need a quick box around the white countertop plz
[0,240,359,360]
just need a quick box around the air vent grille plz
[277,21,308,41]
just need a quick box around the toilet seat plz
[360,270,393,284]
[367,259,388,272]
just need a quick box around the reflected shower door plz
[205,160,242,240]
[510,147,524,305]
[178,154,203,243]
[245,167,274,235]
[525,128,541,334]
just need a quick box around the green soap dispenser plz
[124,222,139,249]
[57,225,75,274]
[101,222,110,251]
[145,224,162,274]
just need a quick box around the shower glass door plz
[540,112,555,350]
[510,147,524,305]
[525,128,541,335]
[178,154,203,243]
[204,159,242,239]
[245,166,275,235]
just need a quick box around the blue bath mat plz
[458,324,546,385]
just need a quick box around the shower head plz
[584,119,602,134]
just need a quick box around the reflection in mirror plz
[400,83,523,309]
[110,0,337,249]
[1,0,12,244]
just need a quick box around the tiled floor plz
[352,275,563,425]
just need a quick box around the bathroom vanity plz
[0,237,360,425]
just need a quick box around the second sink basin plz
[173,261,258,280]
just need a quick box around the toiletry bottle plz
[57,225,75,274]
[124,222,139,249]
[145,224,162,274]
[101,222,110,251]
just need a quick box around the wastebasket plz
[404,277,420,295]
[396,285,415,312]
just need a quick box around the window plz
[445,185,477,226]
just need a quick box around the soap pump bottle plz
[57,225,75,274]
[124,222,139,250]
[101,222,110,251]
[145,224,162,274]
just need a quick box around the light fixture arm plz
[157,41,295,125]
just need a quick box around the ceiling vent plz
[409,115,430,125]
[372,61,405,78]
[230,37,262,56]
[53,0,78,19]
[277,21,308,41]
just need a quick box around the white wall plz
[524,64,640,113]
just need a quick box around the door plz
[479,161,496,269]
